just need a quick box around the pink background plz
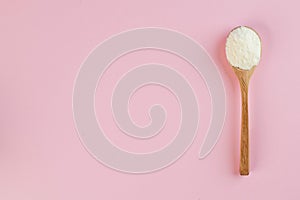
[1,0,300,199]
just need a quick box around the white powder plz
[225,26,261,70]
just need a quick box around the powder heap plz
[225,26,261,70]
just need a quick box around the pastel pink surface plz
[0,0,299,200]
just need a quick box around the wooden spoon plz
[225,26,262,176]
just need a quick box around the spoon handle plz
[233,67,255,176]
[240,83,249,175]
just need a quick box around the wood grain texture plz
[233,66,255,176]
